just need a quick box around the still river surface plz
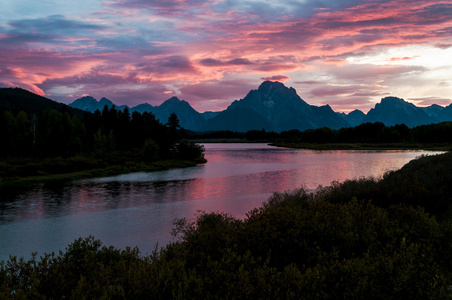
[0,143,442,261]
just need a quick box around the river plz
[0,143,441,261]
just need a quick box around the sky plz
[1,0,452,113]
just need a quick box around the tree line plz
[190,121,452,145]
[0,105,204,162]
[275,121,452,144]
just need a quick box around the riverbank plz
[271,142,452,151]
[0,156,207,188]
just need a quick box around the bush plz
[175,139,205,161]
[142,138,160,162]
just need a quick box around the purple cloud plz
[435,43,452,49]
[199,58,224,66]
[294,81,324,85]
[226,58,253,65]
[199,57,253,67]
[138,55,197,74]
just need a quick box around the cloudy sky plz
[1,0,452,113]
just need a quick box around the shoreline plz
[270,142,452,151]
[0,158,207,189]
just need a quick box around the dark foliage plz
[186,130,246,140]
[175,139,205,161]
[278,121,452,145]
[0,103,205,180]
[317,152,452,220]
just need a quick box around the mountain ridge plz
[363,96,435,127]
[4,82,451,132]
[67,81,452,131]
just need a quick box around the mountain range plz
[68,81,452,132]
[2,82,451,133]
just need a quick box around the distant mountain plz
[69,96,128,112]
[420,104,444,120]
[65,82,452,132]
[364,97,435,127]
[98,97,116,110]
[69,95,207,131]
[337,109,366,127]
[201,111,220,120]
[130,103,156,114]
[205,81,348,132]
[154,97,206,131]
[436,104,452,122]
[205,106,272,132]
[68,96,98,111]
[310,104,350,130]
[0,87,85,118]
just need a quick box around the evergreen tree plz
[166,112,180,130]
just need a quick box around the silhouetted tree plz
[166,112,180,130]
[162,113,181,157]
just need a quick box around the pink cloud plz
[260,75,290,82]
[351,91,391,97]
[323,59,347,64]
[389,56,420,61]
[409,97,452,106]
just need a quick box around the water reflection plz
[0,144,442,261]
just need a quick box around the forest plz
[0,103,205,184]
[1,151,452,298]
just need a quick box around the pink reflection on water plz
[0,144,443,261]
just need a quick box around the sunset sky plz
[1,0,452,113]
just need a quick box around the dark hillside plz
[0,88,86,118]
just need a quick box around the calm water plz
[0,144,441,261]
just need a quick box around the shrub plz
[175,139,205,161]
[142,138,160,162]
